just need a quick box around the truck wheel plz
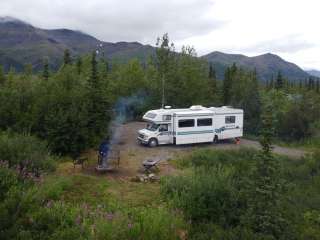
[148,138,158,148]
[213,135,219,144]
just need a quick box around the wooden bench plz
[73,157,88,169]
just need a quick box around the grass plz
[245,133,320,152]
[276,137,320,152]
[53,156,163,209]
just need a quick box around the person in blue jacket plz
[98,138,110,167]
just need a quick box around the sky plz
[1,0,319,70]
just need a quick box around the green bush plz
[0,165,19,201]
[162,165,243,227]
[0,132,55,176]
[95,207,184,240]
[163,148,316,239]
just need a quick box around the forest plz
[0,34,320,239]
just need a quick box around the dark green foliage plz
[0,132,55,176]
[276,71,284,89]
[222,64,235,105]
[155,33,175,107]
[162,166,242,227]
[0,65,5,85]
[279,104,311,140]
[76,57,82,74]
[86,52,110,145]
[209,63,216,89]
[0,166,19,201]
[163,147,320,239]
[63,49,71,65]
[269,75,274,90]
[244,104,287,239]
[42,58,49,80]
[24,63,33,76]
[242,70,261,134]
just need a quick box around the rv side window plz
[197,118,212,126]
[163,115,171,121]
[225,116,236,124]
[146,112,157,119]
[178,119,195,128]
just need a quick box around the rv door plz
[157,124,172,144]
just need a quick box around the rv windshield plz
[146,123,159,131]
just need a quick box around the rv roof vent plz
[190,105,204,110]
[164,106,172,109]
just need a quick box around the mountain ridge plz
[202,51,309,81]
[306,70,320,78]
[0,16,312,81]
[0,17,154,71]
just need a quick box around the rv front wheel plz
[148,138,158,148]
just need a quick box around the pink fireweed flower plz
[105,213,114,221]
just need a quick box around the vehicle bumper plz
[137,137,149,145]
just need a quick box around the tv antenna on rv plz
[161,75,165,109]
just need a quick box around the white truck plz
[137,105,243,147]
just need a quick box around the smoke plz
[109,92,148,145]
[98,92,148,169]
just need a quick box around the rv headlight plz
[139,133,146,139]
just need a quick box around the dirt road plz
[96,122,306,178]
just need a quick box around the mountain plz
[0,17,154,71]
[0,17,312,82]
[202,51,310,81]
[306,70,320,78]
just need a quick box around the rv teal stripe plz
[177,130,214,135]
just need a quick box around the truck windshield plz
[146,123,159,131]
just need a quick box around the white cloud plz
[0,0,319,69]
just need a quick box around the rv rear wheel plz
[148,138,158,148]
[213,135,219,144]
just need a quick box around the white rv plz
[137,105,243,147]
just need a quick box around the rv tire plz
[213,135,219,144]
[148,138,158,148]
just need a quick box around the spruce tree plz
[269,75,274,90]
[76,57,82,75]
[0,65,5,85]
[42,58,49,81]
[23,64,33,76]
[275,71,284,89]
[245,103,286,239]
[86,51,109,144]
[222,67,232,105]
[245,69,261,134]
[63,49,71,65]
[156,33,175,107]
[209,63,217,94]
[316,80,320,93]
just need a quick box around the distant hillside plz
[306,70,320,78]
[202,51,310,81]
[0,16,312,82]
[0,17,154,71]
